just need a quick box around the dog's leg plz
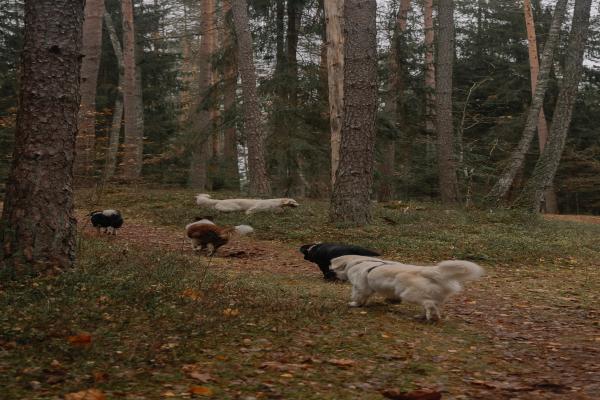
[349,286,372,307]
[422,300,440,322]
[206,243,216,256]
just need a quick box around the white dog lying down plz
[196,193,299,214]
[330,255,484,321]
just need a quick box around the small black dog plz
[300,242,380,280]
[90,209,124,235]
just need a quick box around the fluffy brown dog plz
[186,222,253,255]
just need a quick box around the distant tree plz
[120,0,142,180]
[519,0,593,212]
[103,8,124,181]
[523,0,558,212]
[324,0,344,186]
[74,0,104,185]
[221,0,240,188]
[377,0,411,202]
[231,0,270,196]
[330,0,377,225]
[423,0,435,135]
[189,0,217,190]
[435,0,458,204]
[486,0,569,204]
[1,0,84,275]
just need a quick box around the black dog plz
[90,209,124,235]
[300,243,380,280]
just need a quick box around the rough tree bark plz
[188,0,217,189]
[377,0,410,202]
[423,0,435,135]
[222,0,240,188]
[486,0,569,204]
[435,0,459,204]
[0,0,84,275]
[523,0,558,212]
[120,0,142,180]
[103,9,124,181]
[324,0,344,186]
[329,0,377,226]
[519,0,593,212]
[74,0,104,185]
[231,0,270,196]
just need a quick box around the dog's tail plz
[434,260,484,282]
[233,225,254,235]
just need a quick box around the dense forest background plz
[1,0,599,212]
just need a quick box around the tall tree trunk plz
[435,0,458,204]
[377,0,410,202]
[231,0,270,196]
[523,0,558,213]
[188,0,217,189]
[222,0,240,189]
[74,0,105,186]
[486,0,569,204]
[120,0,142,180]
[519,0,593,212]
[103,9,124,181]
[329,0,377,226]
[423,0,435,135]
[324,0,344,186]
[1,0,84,275]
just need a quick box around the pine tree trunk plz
[329,0,377,226]
[1,0,84,275]
[423,0,435,135]
[222,0,240,188]
[231,0,270,196]
[519,0,593,212]
[188,0,217,189]
[523,0,558,213]
[324,0,344,186]
[74,0,104,186]
[486,0,569,204]
[103,9,123,181]
[120,0,141,180]
[377,0,410,202]
[435,0,458,204]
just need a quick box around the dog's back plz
[187,224,230,249]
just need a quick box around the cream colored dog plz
[196,194,299,214]
[330,255,484,321]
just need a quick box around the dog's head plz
[281,198,300,208]
[330,255,381,281]
[299,243,318,260]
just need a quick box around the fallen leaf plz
[92,371,108,383]
[222,308,239,317]
[67,333,92,345]
[181,288,203,301]
[189,385,213,396]
[161,390,176,397]
[327,358,355,367]
[381,388,442,400]
[64,388,106,400]
[188,371,214,383]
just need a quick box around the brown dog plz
[186,222,253,255]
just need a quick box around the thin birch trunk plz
[518,0,593,212]
[486,0,569,204]
[423,0,435,135]
[103,9,124,181]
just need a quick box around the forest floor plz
[1,187,599,399]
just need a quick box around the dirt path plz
[78,213,600,399]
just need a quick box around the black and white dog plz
[90,209,124,235]
[299,242,381,280]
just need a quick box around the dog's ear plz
[299,244,312,255]
[330,257,347,271]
